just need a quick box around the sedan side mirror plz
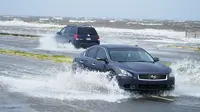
[96,57,109,64]
[56,32,61,35]
[153,57,159,62]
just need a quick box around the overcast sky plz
[0,0,199,20]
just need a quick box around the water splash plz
[35,34,85,53]
[1,58,200,102]
[0,64,131,103]
[171,58,200,97]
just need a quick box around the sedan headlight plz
[118,69,132,77]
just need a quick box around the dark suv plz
[55,24,100,49]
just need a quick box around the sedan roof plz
[97,44,141,49]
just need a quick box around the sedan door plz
[73,56,88,70]
[83,47,99,71]
[93,48,108,72]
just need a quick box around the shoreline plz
[1,15,200,33]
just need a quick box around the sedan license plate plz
[86,38,91,40]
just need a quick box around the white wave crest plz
[1,19,200,44]
[0,19,64,28]
[69,19,96,23]
[96,27,185,38]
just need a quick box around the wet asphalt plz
[0,54,200,112]
[0,35,200,62]
[0,34,200,112]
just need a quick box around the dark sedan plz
[72,44,175,92]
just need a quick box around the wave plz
[69,19,96,23]
[0,19,64,28]
[1,19,200,44]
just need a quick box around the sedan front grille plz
[138,74,167,80]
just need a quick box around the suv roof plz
[66,24,98,35]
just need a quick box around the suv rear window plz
[78,27,97,35]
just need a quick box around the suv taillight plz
[74,34,79,40]
[98,36,100,40]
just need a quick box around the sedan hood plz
[118,62,170,74]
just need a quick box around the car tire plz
[74,45,81,49]
[82,46,88,49]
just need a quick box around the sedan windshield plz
[108,48,154,62]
